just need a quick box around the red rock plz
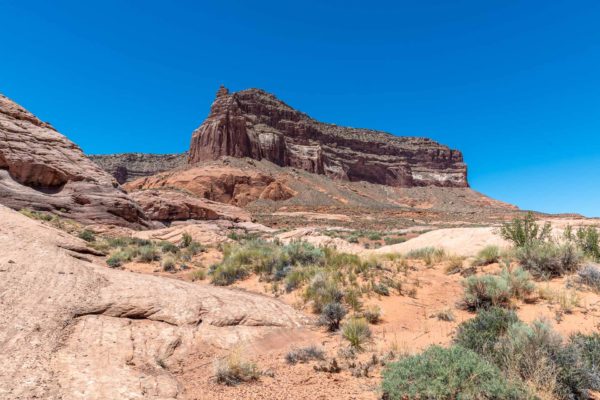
[189,87,468,187]
[0,94,149,228]
[128,189,251,222]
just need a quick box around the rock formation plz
[0,204,307,399]
[189,86,468,187]
[0,94,148,228]
[129,189,252,222]
[125,164,296,206]
[89,152,187,184]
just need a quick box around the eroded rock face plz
[0,205,307,399]
[124,164,295,206]
[89,152,187,184]
[129,189,252,222]
[189,87,468,187]
[0,94,148,228]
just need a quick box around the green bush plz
[501,267,535,299]
[106,250,133,268]
[138,244,161,262]
[78,229,96,242]
[180,232,193,248]
[577,264,600,292]
[384,236,406,246]
[381,346,530,400]
[160,241,180,254]
[303,273,343,313]
[463,274,511,310]
[161,255,176,272]
[472,245,500,266]
[405,247,446,265]
[456,309,599,399]
[210,261,249,286]
[342,317,371,350]
[574,226,600,261]
[500,212,552,248]
[515,242,581,278]
[455,307,519,355]
[362,305,382,324]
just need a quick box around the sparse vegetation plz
[462,268,533,310]
[382,345,531,400]
[319,302,347,331]
[472,245,500,266]
[285,345,325,364]
[362,305,382,324]
[214,350,260,386]
[78,229,96,242]
[342,317,371,351]
[405,247,446,266]
[515,242,581,278]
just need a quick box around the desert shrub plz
[405,247,446,265]
[161,255,176,272]
[210,261,249,286]
[500,267,535,299]
[342,317,371,351]
[577,264,600,292]
[304,273,343,313]
[381,345,530,400]
[106,250,130,268]
[445,255,464,274]
[284,240,325,266]
[568,333,600,391]
[344,288,363,312]
[160,241,180,254]
[138,244,161,262]
[574,226,600,261]
[214,351,260,386]
[19,208,54,222]
[368,232,382,241]
[472,245,500,266]
[435,308,455,322]
[362,305,381,324]
[372,282,390,296]
[384,236,406,245]
[284,269,306,292]
[180,232,193,248]
[500,212,552,248]
[463,274,511,310]
[190,268,206,281]
[455,307,519,355]
[515,242,581,278]
[457,309,598,399]
[78,229,96,242]
[285,345,325,364]
[319,302,347,331]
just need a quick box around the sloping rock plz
[189,87,468,187]
[0,205,307,399]
[129,189,252,222]
[124,164,295,206]
[0,94,148,228]
[89,152,187,184]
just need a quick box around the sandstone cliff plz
[189,87,468,187]
[89,152,187,184]
[0,94,148,228]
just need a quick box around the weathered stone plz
[129,189,252,222]
[189,87,468,187]
[0,94,148,228]
[89,152,187,184]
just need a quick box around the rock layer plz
[89,152,187,184]
[129,189,252,222]
[189,87,468,187]
[0,94,148,228]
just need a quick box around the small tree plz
[500,212,551,248]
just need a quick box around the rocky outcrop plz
[0,94,148,228]
[89,152,187,184]
[189,87,468,187]
[125,164,295,206]
[0,204,307,399]
[129,189,252,222]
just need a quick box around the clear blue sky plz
[2,1,599,216]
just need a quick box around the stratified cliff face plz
[89,153,187,184]
[189,87,468,187]
[0,94,149,228]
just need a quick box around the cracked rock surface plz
[0,205,308,399]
